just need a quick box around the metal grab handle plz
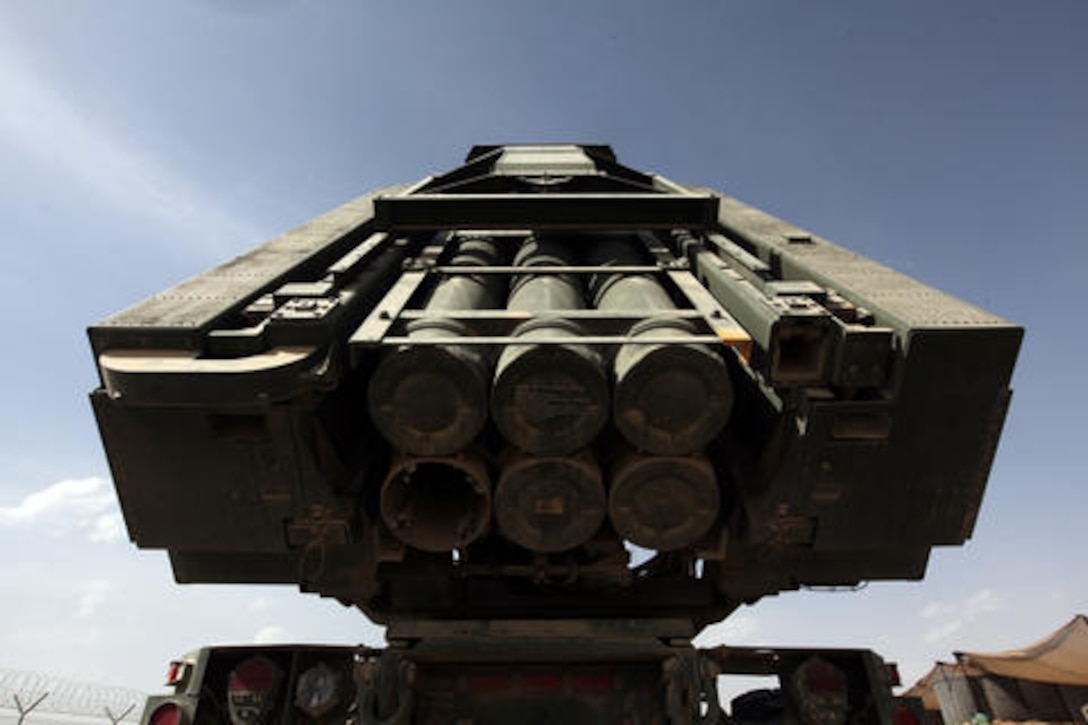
[98,346,325,405]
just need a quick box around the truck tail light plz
[148,702,184,725]
[227,656,284,724]
[165,661,189,687]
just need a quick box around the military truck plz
[89,144,1020,723]
[139,638,924,724]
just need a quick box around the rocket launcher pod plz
[87,144,1021,626]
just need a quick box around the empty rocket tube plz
[494,449,606,553]
[491,236,609,455]
[380,452,491,552]
[608,450,720,552]
[368,236,505,455]
[589,237,734,456]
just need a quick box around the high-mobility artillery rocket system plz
[89,145,1020,723]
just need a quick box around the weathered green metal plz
[379,451,491,552]
[608,450,720,552]
[587,235,734,455]
[491,236,609,455]
[142,630,904,725]
[494,448,606,553]
[367,235,505,455]
[373,193,719,231]
[88,143,1021,628]
[694,248,836,385]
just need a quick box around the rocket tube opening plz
[614,318,735,456]
[587,233,734,455]
[368,335,489,456]
[495,450,606,553]
[492,235,609,455]
[380,454,490,552]
[367,235,505,456]
[609,452,720,552]
[492,318,609,456]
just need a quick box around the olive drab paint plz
[89,144,1021,627]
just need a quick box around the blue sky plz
[0,0,1084,698]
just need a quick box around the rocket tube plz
[608,449,720,551]
[368,236,504,455]
[494,448,606,553]
[379,451,490,552]
[588,236,734,455]
[491,236,609,455]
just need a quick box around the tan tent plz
[955,615,1088,686]
[904,661,988,721]
[904,662,982,709]
[905,616,1088,723]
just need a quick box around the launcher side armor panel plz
[89,145,1021,626]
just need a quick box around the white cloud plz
[0,477,112,524]
[89,512,126,544]
[76,580,111,620]
[0,477,125,543]
[11,621,107,650]
[0,30,261,256]
[253,625,291,644]
[920,588,1001,644]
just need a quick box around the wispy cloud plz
[254,625,291,644]
[89,511,126,543]
[76,579,111,619]
[0,477,125,543]
[920,588,1001,644]
[0,28,262,256]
